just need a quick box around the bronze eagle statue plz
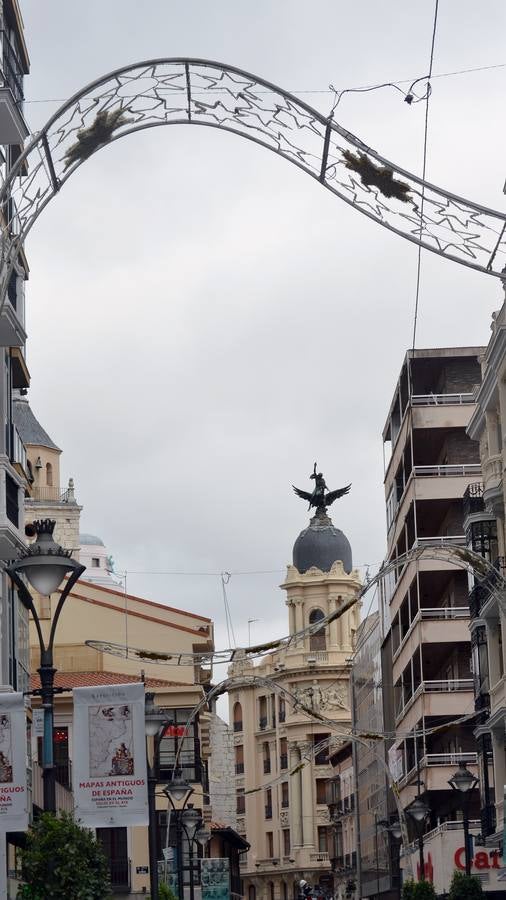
[293,463,351,512]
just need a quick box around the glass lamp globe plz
[448,761,478,793]
[407,796,430,822]
[390,820,402,840]
[181,806,201,842]
[164,776,193,804]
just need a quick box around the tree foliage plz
[17,812,111,900]
[402,881,436,900]
[448,871,484,900]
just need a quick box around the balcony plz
[303,651,329,664]
[32,760,73,814]
[0,284,26,347]
[263,759,271,774]
[28,485,76,503]
[392,608,470,673]
[413,464,480,479]
[463,483,485,520]
[309,851,330,864]
[395,679,474,728]
[235,762,244,775]
[411,393,475,406]
[233,721,243,733]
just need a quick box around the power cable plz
[411,0,439,349]
[21,61,506,105]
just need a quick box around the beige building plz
[466,287,506,851]
[229,500,361,900]
[379,348,484,895]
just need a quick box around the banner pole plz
[0,830,7,900]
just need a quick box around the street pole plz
[463,797,471,877]
[176,812,184,900]
[418,825,425,882]
[375,814,380,900]
[147,755,159,900]
[188,834,195,900]
[6,521,85,814]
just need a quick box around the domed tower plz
[283,467,361,658]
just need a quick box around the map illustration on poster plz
[0,693,28,832]
[88,703,134,777]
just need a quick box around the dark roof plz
[13,397,60,451]
[293,512,352,574]
[210,824,250,850]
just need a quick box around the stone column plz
[294,599,304,637]
[289,743,303,846]
[286,601,296,635]
[491,726,506,828]
[300,742,314,846]
[328,595,339,647]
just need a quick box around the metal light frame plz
[1,56,505,314]
[448,760,479,877]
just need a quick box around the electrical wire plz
[21,61,506,105]
[411,0,439,350]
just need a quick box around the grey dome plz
[80,533,105,546]
[293,512,352,574]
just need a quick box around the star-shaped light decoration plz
[342,149,411,203]
[63,108,133,171]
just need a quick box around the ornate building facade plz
[229,498,361,900]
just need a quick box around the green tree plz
[17,811,111,900]
[448,871,484,900]
[402,881,437,900]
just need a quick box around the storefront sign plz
[201,858,230,900]
[0,693,28,832]
[401,825,506,893]
[72,682,148,827]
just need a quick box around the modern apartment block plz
[466,292,506,852]
[380,349,484,875]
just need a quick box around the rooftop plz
[13,396,60,451]
[30,671,187,691]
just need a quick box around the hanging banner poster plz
[0,692,28,832]
[73,682,148,827]
[201,858,230,900]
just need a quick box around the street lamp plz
[164,775,195,900]
[6,519,85,813]
[182,806,203,900]
[406,796,430,881]
[448,761,479,876]
[145,694,174,900]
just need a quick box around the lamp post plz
[448,760,479,876]
[145,694,176,900]
[164,775,195,900]
[406,796,430,881]
[6,519,85,813]
[377,819,402,900]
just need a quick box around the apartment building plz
[466,291,506,852]
[380,348,484,879]
[0,1,30,692]
[229,498,361,900]
[326,741,357,900]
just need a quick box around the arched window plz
[309,608,326,650]
[46,462,53,487]
[233,702,243,732]
[248,887,256,900]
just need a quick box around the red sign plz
[454,848,503,870]
[163,725,185,737]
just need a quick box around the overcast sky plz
[19,1,506,682]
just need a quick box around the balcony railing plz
[29,486,73,503]
[411,393,475,406]
[235,762,244,775]
[396,679,473,720]
[413,464,480,478]
[263,759,271,774]
[280,754,288,769]
[463,483,485,519]
[420,752,477,767]
[55,760,72,789]
[1,31,24,104]
[259,716,267,731]
[265,805,272,819]
[233,721,243,733]
[309,851,329,863]
[413,535,466,549]
[279,709,286,723]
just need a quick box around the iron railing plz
[280,753,288,769]
[413,464,480,478]
[233,720,243,732]
[108,857,131,892]
[411,393,475,406]
[463,482,485,519]
[1,31,24,104]
[259,716,267,731]
[235,762,244,775]
[263,759,271,774]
